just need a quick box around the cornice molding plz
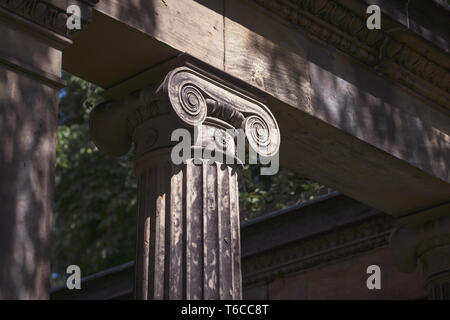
[0,0,98,38]
[0,52,66,88]
[242,213,394,286]
[252,0,450,109]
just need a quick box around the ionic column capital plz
[89,66,280,161]
[89,64,281,300]
[390,215,450,299]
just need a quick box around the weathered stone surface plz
[0,0,96,299]
[49,194,429,300]
[64,0,450,222]
[134,156,241,299]
[90,65,280,299]
[266,245,426,300]
[0,8,65,300]
[390,215,450,300]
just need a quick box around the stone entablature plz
[0,0,98,37]
[252,0,450,109]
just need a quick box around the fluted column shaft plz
[134,149,241,299]
[89,66,280,300]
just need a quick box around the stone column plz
[390,215,450,299]
[0,0,96,299]
[89,66,280,299]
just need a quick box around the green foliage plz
[239,165,320,221]
[52,73,136,286]
[52,73,324,285]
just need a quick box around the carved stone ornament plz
[252,0,450,109]
[89,66,280,300]
[390,215,450,299]
[89,66,280,161]
[0,0,99,37]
